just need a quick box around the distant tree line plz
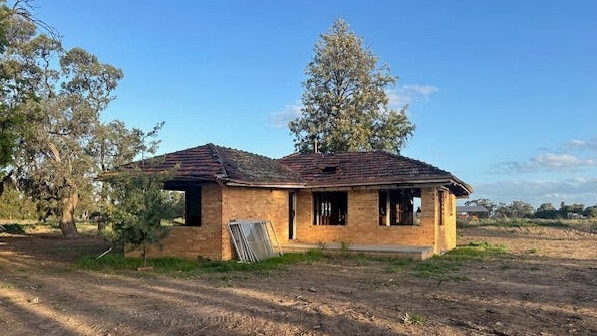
[464,198,597,220]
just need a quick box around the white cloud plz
[401,84,440,97]
[494,153,597,174]
[387,91,410,108]
[532,153,590,168]
[569,139,587,146]
[565,137,597,150]
[388,84,439,109]
[267,103,301,128]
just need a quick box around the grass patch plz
[198,249,324,273]
[75,242,505,281]
[458,218,597,229]
[76,254,143,271]
[76,249,324,276]
[386,241,507,281]
[401,312,424,325]
[527,247,543,255]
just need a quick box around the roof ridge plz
[207,143,228,177]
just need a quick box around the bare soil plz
[0,224,596,336]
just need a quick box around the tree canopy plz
[289,18,415,154]
[463,198,597,220]
[0,0,59,173]
[0,0,159,236]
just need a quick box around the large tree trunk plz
[59,191,79,237]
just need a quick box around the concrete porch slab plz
[281,242,434,260]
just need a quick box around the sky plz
[32,1,596,208]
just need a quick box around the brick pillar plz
[419,186,437,248]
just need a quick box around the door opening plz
[288,192,296,240]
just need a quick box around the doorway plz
[288,192,297,239]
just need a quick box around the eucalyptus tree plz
[289,18,415,154]
[0,0,58,192]
[0,0,152,236]
[495,201,535,219]
[535,202,557,219]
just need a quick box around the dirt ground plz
[0,224,596,336]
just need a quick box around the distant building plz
[456,206,489,219]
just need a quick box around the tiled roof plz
[118,144,472,196]
[278,151,472,196]
[118,144,304,187]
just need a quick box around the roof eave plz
[225,180,306,189]
[304,177,473,197]
[303,177,452,188]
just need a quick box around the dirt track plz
[0,225,596,335]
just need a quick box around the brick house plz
[123,143,472,261]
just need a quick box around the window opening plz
[313,191,347,225]
[378,189,419,225]
[185,186,202,226]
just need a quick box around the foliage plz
[76,254,144,271]
[76,242,511,282]
[456,218,594,229]
[0,1,30,170]
[0,183,36,219]
[0,222,26,234]
[494,200,535,219]
[387,241,507,280]
[583,205,597,218]
[76,250,325,275]
[289,18,415,154]
[339,240,352,257]
[535,202,558,219]
[0,1,161,237]
[463,198,597,220]
[401,312,424,325]
[104,167,175,268]
[0,0,60,173]
[559,202,584,218]
[197,250,324,273]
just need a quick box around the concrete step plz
[281,243,434,260]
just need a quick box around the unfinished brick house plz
[125,143,472,261]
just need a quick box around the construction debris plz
[228,219,282,262]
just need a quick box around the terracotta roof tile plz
[118,143,304,186]
[212,145,304,185]
[277,151,472,196]
[118,144,472,196]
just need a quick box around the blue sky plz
[35,1,596,208]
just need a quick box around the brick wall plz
[434,191,457,254]
[293,187,452,249]
[128,183,458,261]
[127,183,225,261]
[221,187,290,260]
